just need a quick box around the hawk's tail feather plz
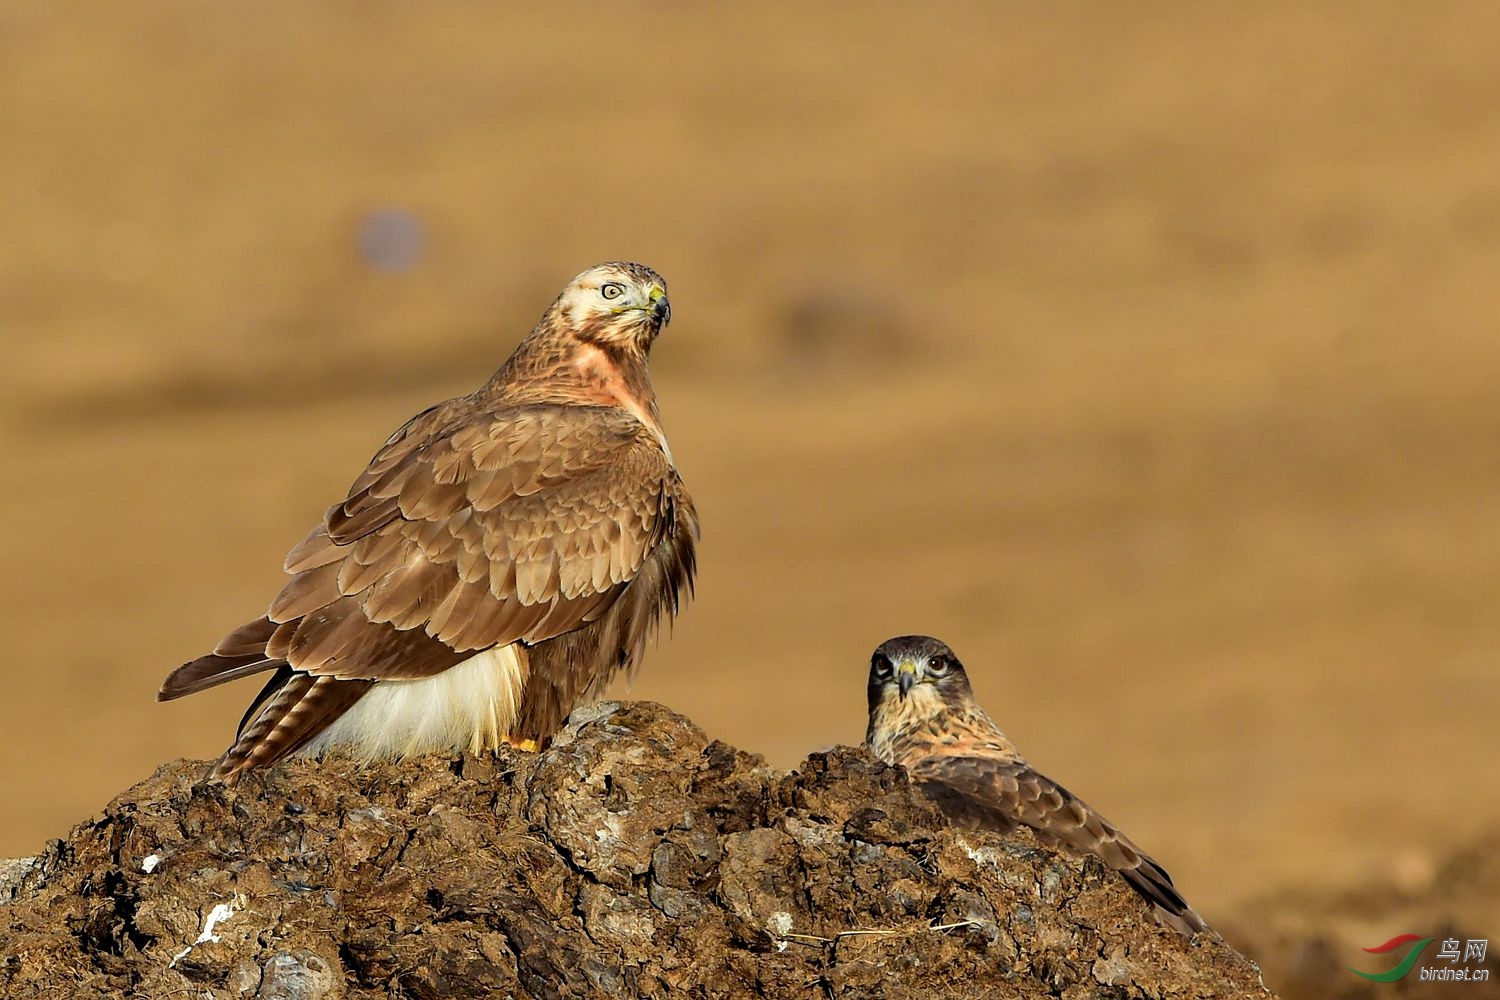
[237,663,295,735]
[212,670,373,783]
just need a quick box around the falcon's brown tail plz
[1118,856,1207,934]
[157,617,282,701]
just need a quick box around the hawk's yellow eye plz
[601,282,626,301]
[927,656,949,676]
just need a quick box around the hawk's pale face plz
[868,636,963,714]
[555,262,671,349]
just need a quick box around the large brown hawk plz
[159,262,698,782]
[865,635,1205,935]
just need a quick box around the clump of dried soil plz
[0,701,1273,999]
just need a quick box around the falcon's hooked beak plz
[896,660,919,699]
[648,285,671,325]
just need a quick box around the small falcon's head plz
[554,261,671,350]
[866,634,975,721]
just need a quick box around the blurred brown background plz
[2,1,1498,988]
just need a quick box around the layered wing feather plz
[908,752,1205,932]
[517,482,698,738]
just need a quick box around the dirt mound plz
[0,702,1272,999]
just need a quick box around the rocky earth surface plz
[0,701,1273,999]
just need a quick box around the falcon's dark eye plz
[600,282,626,301]
[872,653,893,679]
[926,655,949,676]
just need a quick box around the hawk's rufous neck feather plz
[484,313,665,440]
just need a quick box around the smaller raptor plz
[864,635,1205,935]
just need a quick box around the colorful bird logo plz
[1347,935,1435,982]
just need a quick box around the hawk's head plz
[867,634,976,721]
[553,261,671,351]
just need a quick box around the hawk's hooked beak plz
[648,285,671,325]
[896,660,918,699]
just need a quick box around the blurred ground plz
[1,1,1498,988]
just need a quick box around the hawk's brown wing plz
[908,753,1203,931]
[161,401,690,772]
[269,402,677,668]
